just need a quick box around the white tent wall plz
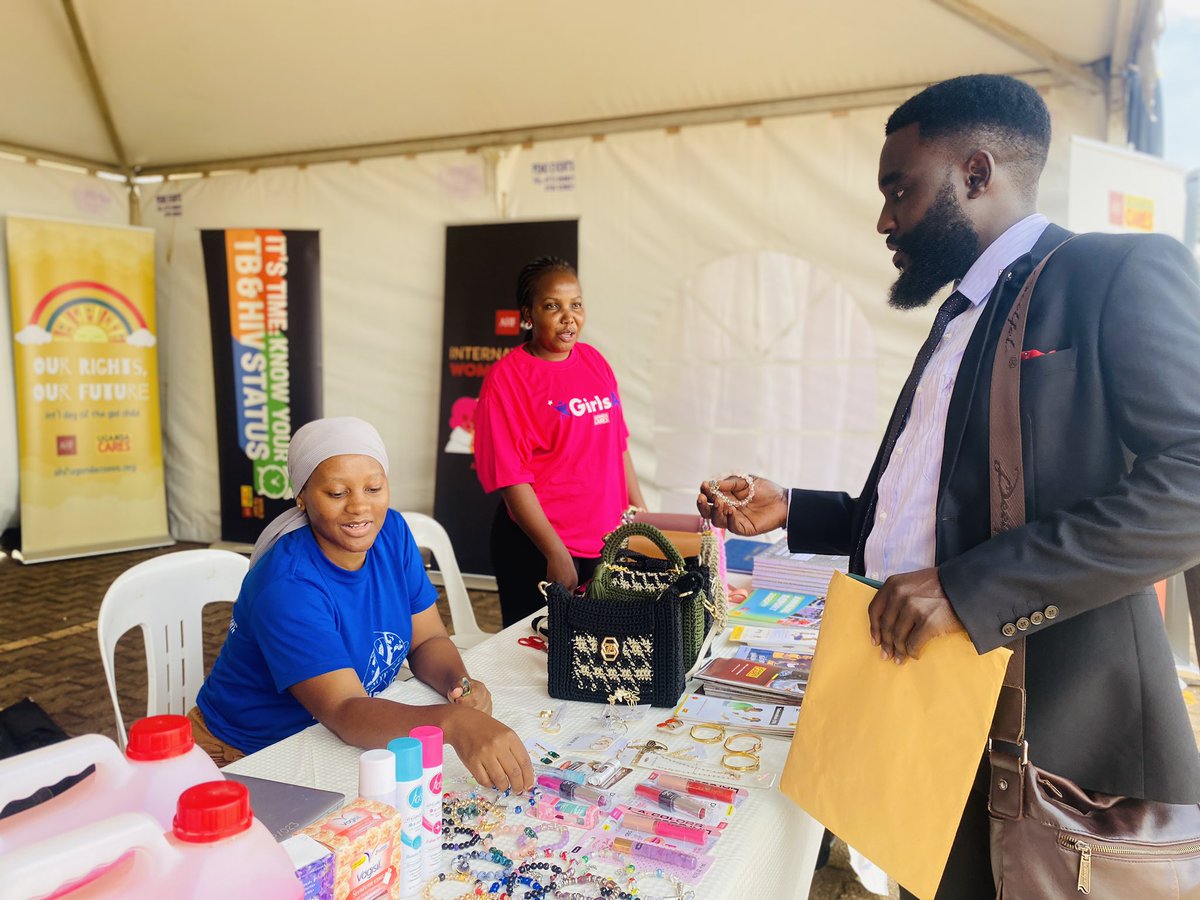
[0,161,130,532]
[131,84,1105,543]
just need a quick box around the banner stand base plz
[12,535,176,565]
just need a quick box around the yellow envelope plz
[779,571,1012,899]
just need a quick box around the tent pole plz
[1106,0,1141,146]
[61,0,132,175]
[928,0,1104,94]
[0,140,117,174]
[135,69,1059,179]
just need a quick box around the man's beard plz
[888,182,981,310]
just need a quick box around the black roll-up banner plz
[434,220,578,576]
[201,229,323,545]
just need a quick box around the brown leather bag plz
[986,240,1200,898]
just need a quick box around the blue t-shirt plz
[197,509,438,754]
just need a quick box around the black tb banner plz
[434,220,578,576]
[201,229,323,545]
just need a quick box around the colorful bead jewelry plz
[422,870,479,900]
[704,473,756,508]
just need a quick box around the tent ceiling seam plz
[927,0,1104,94]
[61,0,131,174]
[136,69,1062,178]
[0,139,119,174]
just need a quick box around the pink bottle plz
[0,781,303,899]
[0,715,220,854]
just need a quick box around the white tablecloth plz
[225,615,823,899]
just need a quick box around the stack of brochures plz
[727,588,824,633]
[723,537,774,574]
[729,624,818,653]
[673,692,801,736]
[751,538,848,595]
[693,656,807,705]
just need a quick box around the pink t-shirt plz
[474,342,630,557]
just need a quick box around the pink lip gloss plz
[635,783,707,819]
[611,836,698,870]
[617,809,707,845]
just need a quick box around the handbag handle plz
[986,236,1077,806]
[601,522,687,570]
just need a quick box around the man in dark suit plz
[698,74,1200,898]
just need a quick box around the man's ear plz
[964,150,994,199]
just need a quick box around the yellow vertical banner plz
[6,215,172,562]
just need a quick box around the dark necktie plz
[876,290,972,476]
[852,290,972,571]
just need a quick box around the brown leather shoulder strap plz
[988,235,1078,744]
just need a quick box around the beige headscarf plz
[249,416,390,568]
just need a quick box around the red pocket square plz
[1020,349,1058,361]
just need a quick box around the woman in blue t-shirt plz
[192,417,532,793]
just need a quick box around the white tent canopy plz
[2,0,1151,175]
[0,1,1162,542]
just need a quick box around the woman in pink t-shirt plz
[474,257,646,626]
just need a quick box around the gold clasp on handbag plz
[600,636,620,662]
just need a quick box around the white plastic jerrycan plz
[0,782,303,899]
[0,715,219,854]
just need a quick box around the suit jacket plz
[787,223,1200,804]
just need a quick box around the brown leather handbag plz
[986,240,1200,898]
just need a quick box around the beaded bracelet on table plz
[454,847,514,880]
[504,859,568,899]
[422,870,481,900]
[443,825,487,852]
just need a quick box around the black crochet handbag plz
[543,569,704,708]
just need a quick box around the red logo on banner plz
[495,310,520,336]
[56,435,77,456]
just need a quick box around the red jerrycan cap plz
[126,714,195,761]
[174,781,254,842]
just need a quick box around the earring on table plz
[688,723,725,744]
[723,733,763,756]
[721,751,760,773]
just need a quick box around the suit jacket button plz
[1030,611,1044,625]
[1044,605,1059,620]
[1016,617,1031,631]
[1002,623,1017,637]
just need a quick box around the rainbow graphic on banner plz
[14,280,156,347]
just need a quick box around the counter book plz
[693,656,806,705]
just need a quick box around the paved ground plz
[2,542,1197,899]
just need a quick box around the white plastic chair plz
[97,549,249,749]
[401,511,489,649]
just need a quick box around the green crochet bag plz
[586,522,723,671]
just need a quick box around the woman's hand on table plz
[546,549,578,592]
[696,474,788,536]
[448,676,493,716]
[445,707,534,793]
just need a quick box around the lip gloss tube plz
[611,836,698,870]
[652,773,738,804]
[532,796,600,828]
[536,775,613,809]
[635,783,707,819]
[617,810,707,846]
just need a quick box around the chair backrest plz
[97,549,249,749]
[400,512,488,650]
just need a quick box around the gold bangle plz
[722,751,761,772]
[724,732,763,755]
[689,723,725,744]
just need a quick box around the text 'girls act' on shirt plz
[474,342,630,558]
[197,509,437,754]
